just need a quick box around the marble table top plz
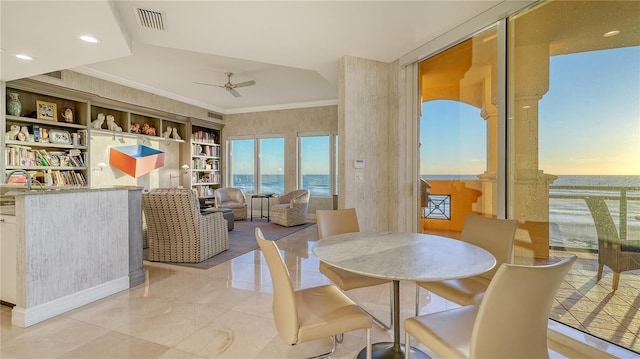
[312,231,496,282]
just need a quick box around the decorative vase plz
[7,92,22,116]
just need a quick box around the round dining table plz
[312,231,496,359]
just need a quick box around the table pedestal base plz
[357,342,431,359]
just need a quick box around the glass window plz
[229,138,255,194]
[508,0,640,351]
[299,135,331,196]
[419,27,498,233]
[259,137,285,194]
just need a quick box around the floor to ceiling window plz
[508,1,640,351]
[417,0,639,352]
[419,27,499,235]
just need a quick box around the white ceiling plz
[1,1,507,114]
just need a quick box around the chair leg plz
[612,272,620,291]
[405,331,411,359]
[415,283,420,316]
[597,264,604,281]
[366,328,372,359]
[305,335,337,359]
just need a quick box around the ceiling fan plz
[194,72,256,98]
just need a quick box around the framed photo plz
[36,100,58,121]
[49,129,72,145]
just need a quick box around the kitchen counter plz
[0,185,144,327]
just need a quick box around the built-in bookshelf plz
[190,125,222,198]
[3,80,221,190]
[4,86,89,187]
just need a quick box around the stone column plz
[511,44,555,259]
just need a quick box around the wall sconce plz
[170,164,190,179]
[92,162,108,171]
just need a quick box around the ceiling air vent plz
[208,112,223,120]
[135,7,166,31]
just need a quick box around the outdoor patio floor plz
[528,250,640,353]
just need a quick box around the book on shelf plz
[192,130,218,144]
[4,147,85,168]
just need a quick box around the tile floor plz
[1,224,639,358]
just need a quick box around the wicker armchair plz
[143,188,229,263]
[214,187,247,220]
[271,189,310,227]
[586,197,640,291]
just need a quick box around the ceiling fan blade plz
[233,80,256,88]
[229,88,241,97]
[193,81,224,88]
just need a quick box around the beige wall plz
[339,56,401,232]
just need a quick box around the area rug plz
[145,220,313,270]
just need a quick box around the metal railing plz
[549,185,640,241]
[423,194,451,220]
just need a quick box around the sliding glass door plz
[419,26,499,236]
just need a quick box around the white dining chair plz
[256,227,372,359]
[405,254,577,359]
[316,208,393,329]
[415,214,518,314]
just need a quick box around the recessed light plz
[80,35,100,43]
[603,30,620,37]
[15,54,33,60]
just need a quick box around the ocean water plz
[231,174,329,196]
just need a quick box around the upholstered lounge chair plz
[143,188,229,263]
[214,187,247,220]
[271,189,310,227]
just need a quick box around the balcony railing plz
[549,185,640,243]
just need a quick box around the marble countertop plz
[312,231,496,282]
[0,185,143,216]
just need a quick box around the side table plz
[250,193,274,222]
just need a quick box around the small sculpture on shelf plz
[106,115,122,132]
[172,127,181,140]
[7,92,22,116]
[17,126,29,141]
[60,107,74,123]
[91,113,105,129]
[5,125,20,140]
[163,126,172,139]
[130,122,141,134]
[141,123,156,136]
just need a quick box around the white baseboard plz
[11,276,129,327]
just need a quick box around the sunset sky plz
[421,46,640,176]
